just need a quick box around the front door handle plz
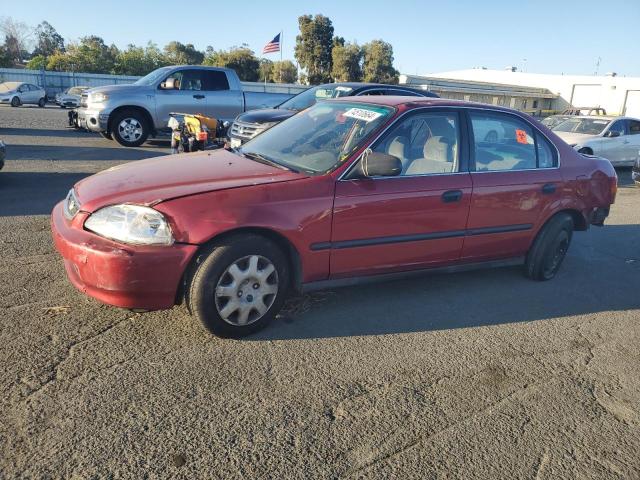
[541,183,556,195]
[193,94,205,99]
[441,190,463,203]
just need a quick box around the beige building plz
[402,69,640,117]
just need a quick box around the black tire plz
[524,213,574,281]
[187,234,290,338]
[60,105,66,109]
[38,97,46,108]
[99,132,113,140]
[111,109,149,147]
[10,96,20,107]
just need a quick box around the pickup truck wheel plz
[99,132,113,140]
[111,110,149,147]
[187,235,289,338]
[10,96,20,107]
[524,213,574,281]
[38,97,46,107]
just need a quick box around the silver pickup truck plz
[75,66,292,147]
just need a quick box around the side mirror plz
[160,78,176,90]
[606,130,620,138]
[361,150,402,177]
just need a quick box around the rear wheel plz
[10,96,20,107]
[38,97,46,108]
[187,235,289,338]
[111,109,149,147]
[524,213,574,281]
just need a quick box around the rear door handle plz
[193,94,205,99]
[441,190,463,203]
[541,183,556,194]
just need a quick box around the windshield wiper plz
[241,151,299,173]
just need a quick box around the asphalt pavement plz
[1,105,639,479]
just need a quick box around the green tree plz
[33,21,64,57]
[362,40,398,84]
[294,14,334,84]
[271,60,298,83]
[0,45,12,67]
[113,42,169,76]
[47,36,119,73]
[26,54,47,70]
[0,17,32,64]
[258,59,273,82]
[163,41,204,65]
[203,46,260,81]
[331,41,362,82]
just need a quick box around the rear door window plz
[203,70,230,91]
[628,120,640,135]
[470,111,557,171]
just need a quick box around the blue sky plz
[12,0,640,76]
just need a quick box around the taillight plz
[610,175,618,203]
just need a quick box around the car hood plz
[553,131,598,146]
[235,108,297,124]
[87,84,148,95]
[75,149,308,212]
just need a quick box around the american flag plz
[262,33,281,54]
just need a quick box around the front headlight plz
[90,92,108,103]
[84,204,173,246]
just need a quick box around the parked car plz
[55,86,89,108]
[228,82,439,147]
[552,116,640,166]
[540,115,572,129]
[74,66,293,147]
[0,82,46,107]
[633,157,640,185]
[51,97,617,338]
[562,107,607,116]
[0,140,5,170]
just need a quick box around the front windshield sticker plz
[343,107,383,123]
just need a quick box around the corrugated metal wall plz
[0,68,308,97]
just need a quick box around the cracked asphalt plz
[1,105,639,479]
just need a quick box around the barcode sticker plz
[343,108,383,123]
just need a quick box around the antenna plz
[594,56,601,76]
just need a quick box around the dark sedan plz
[228,82,438,146]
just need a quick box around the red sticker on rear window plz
[516,129,528,144]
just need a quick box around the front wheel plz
[524,213,574,281]
[187,235,290,338]
[10,96,20,107]
[111,109,149,147]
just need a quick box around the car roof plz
[316,82,436,95]
[328,95,512,110]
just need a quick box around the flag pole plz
[279,30,283,83]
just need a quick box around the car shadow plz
[0,127,91,138]
[5,144,168,162]
[0,171,93,216]
[252,223,640,341]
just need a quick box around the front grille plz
[230,120,269,140]
[80,94,88,108]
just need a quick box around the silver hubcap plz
[118,117,143,142]
[215,255,278,326]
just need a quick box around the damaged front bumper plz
[51,202,197,310]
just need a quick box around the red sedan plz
[51,97,617,337]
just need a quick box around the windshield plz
[67,87,87,95]
[240,101,394,173]
[0,82,21,92]
[553,118,610,135]
[133,67,173,86]
[278,85,355,111]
